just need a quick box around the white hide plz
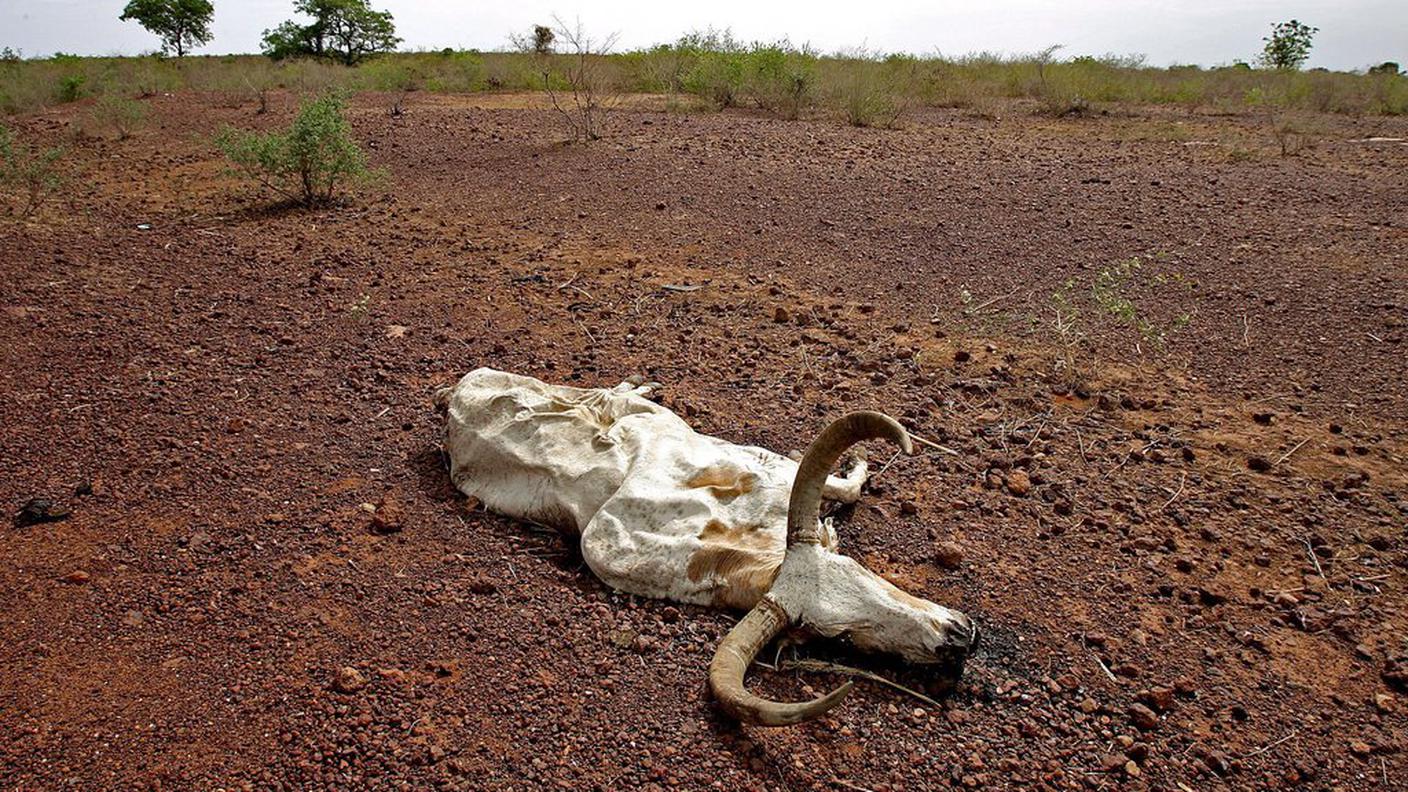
[439,368,974,662]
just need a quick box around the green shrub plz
[0,123,64,217]
[828,52,918,127]
[57,74,86,102]
[214,93,376,206]
[743,42,817,119]
[85,94,148,139]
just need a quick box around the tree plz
[532,25,555,55]
[119,0,215,57]
[261,0,399,66]
[1260,19,1317,70]
[1368,62,1401,76]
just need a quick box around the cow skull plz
[438,368,976,726]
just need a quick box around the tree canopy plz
[119,0,215,57]
[261,0,400,66]
[1260,19,1317,70]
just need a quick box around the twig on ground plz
[1091,651,1118,683]
[871,450,904,479]
[966,288,1018,314]
[1301,538,1327,585]
[1243,729,1298,759]
[1274,437,1310,467]
[1160,472,1187,512]
[780,658,941,708]
[906,430,960,456]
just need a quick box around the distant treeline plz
[2,41,1404,118]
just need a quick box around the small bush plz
[85,94,148,140]
[744,42,817,119]
[215,93,376,206]
[829,52,918,128]
[0,123,64,217]
[57,74,86,103]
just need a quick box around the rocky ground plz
[1,91,1405,791]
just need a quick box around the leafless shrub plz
[521,17,619,142]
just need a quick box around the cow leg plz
[613,374,662,398]
[820,451,868,504]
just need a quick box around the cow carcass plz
[437,368,976,725]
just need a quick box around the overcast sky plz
[4,1,1404,70]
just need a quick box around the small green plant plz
[57,74,86,102]
[1044,254,1197,386]
[86,94,149,140]
[348,292,371,322]
[215,92,377,206]
[0,124,65,218]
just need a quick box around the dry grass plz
[2,48,1404,121]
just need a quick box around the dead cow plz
[437,368,976,725]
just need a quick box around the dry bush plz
[530,17,620,142]
[82,94,148,140]
[826,51,919,128]
[0,123,64,217]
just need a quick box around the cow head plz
[709,412,977,725]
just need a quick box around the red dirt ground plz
[2,91,1406,791]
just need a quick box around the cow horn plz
[708,597,853,725]
[786,411,912,546]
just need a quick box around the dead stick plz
[1160,472,1187,512]
[780,659,941,708]
[1301,538,1327,585]
[1092,651,1117,683]
[968,288,1017,313]
[1243,729,1298,759]
[1274,437,1310,467]
[907,430,960,456]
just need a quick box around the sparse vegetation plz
[214,92,376,206]
[84,94,149,139]
[1046,255,1197,386]
[829,52,919,128]
[2,41,1406,121]
[526,17,619,142]
[0,123,64,217]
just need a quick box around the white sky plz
[4,1,1404,70]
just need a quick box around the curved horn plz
[787,411,912,546]
[708,597,853,726]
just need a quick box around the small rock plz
[370,493,404,534]
[1348,740,1372,757]
[772,306,791,324]
[15,498,71,528]
[1138,686,1176,713]
[1373,692,1396,713]
[59,570,91,585]
[1005,470,1032,496]
[934,541,964,570]
[1247,456,1272,473]
[1128,703,1159,731]
[333,666,367,693]
[900,500,918,516]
